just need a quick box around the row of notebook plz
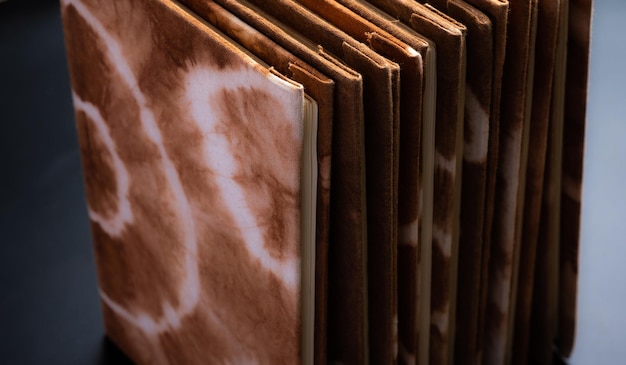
[60,0,592,364]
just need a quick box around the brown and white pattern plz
[425,2,495,365]
[180,1,372,363]
[62,0,308,363]
[287,2,426,362]
[328,2,438,363]
[229,1,401,364]
[483,0,538,363]
[512,0,565,363]
[406,4,467,365]
[360,3,467,364]
[456,1,509,363]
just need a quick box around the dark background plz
[0,0,131,363]
[0,0,624,364]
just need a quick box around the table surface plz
[0,0,624,364]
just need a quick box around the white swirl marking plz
[72,93,133,237]
[64,0,200,335]
[185,66,300,292]
[463,87,490,163]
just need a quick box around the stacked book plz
[60,0,592,364]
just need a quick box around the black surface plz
[0,0,131,363]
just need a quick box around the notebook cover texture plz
[62,0,310,363]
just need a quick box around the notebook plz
[354,2,466,364]
[62,0,318,363]
[482,0,539,364]
[330,3,438,363]
[221,1,402,363]
[512,0,567,363]
[187,4,338,363]
[457,1,509,363]
[430,2,495,364]
[287,2,429,362]
[60,0,594,363]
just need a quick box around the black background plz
[0,0,131,363]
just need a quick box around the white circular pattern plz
[72,92,134,237]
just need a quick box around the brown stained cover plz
[481,0,538,363]
[181,0,370,363]
[361,2,467,364]
[557,0,592,357]
[62,0,309,363]
[410,8,465,365]
[529,19,568,359]
[290,2,426,363]
[456,1,508,363]
[227,1,401,364]
[180,3,335,363]
[512,0,564,363]
[332,2,437,363]
[423,2,494,365]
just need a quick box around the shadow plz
[97,337,134,365]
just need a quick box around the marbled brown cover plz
[288,2,427,363]
[360,3,467,365]
[512,0,565,363]
[182,0,371,363]
[482,0,538,363]
[423,2,495,365]
[181,3,335,363]
[456,1,509,364]
[61,0,310,363]
[329,2,438,363]
[226,1,401,364]
[527,0,569,363]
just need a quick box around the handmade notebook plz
[61,0,594,363]
[528,0,569,363]
[62,0,318,363]
[359,2,467,364]
[288,2,428,362]
[432,2,494,365]
[221,1,401,363]
[330,2,439,363]
[482,0,538,364]
[179,1,371,363]
[459,1,509,362]
[512,0,566,363]
[189,4,336,363]
[557,0,593,358]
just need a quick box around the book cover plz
[61,0,316,363]
[483,0,538,363]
